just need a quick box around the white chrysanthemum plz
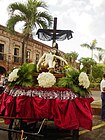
[78,72,90,89]
[37,72,56,88]
[8,68,19,82]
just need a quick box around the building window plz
[0,44,4,60]
[14,48,19,63]
[36,53,39,64]
[26,50,30,63]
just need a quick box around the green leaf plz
[8,63,37,88]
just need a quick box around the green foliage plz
[57,68,79,88]
[90,82,100,89]
[57,67,90,97]
[89,63,105,89]
[8,80,17,88]
[6,0,53,37]
[79,57,97,74]
[8,63,37,87]
[64,52,79,66]
[92,64,105,81]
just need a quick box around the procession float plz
[0,47,94,140]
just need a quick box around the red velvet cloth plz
[0,91,94,130]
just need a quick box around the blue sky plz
[0,0,105,60]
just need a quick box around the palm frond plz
[36,12,53,28]
[95,47,104,51]
[33,0,48,9]
[81,43,90,48]
[7,0,53,37]
[8,3,28,16]
[6,15,25,33]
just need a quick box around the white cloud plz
[59,0,72,6]
[100,33,105,39]
[89,0,105,8]
[0,0,105,59]
[45,0,58,5]
[76,13,93,35]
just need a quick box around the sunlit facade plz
[0,24,52,75]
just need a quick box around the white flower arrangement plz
[8,68,19,82]
[78,72,90,89]
[37,72,56,88]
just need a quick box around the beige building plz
[0,24,54,75]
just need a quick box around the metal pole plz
[0,127,44,137]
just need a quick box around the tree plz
[81,39,103,59]
[94,51,104,63]
[64,53,71,64]
[79,57,96,75]
[6,0,53,63]
[92,64,105,81]
[64,51,78,67]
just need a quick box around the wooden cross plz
[36,17,73,49]
[52,17,57,45]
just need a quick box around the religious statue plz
[37,51,68,73]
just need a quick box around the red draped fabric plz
[0,87,94,130]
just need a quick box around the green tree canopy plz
[79,57,97,74]
[92,63,105,82]
[94,51,104,63]
[64,51,79,66]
